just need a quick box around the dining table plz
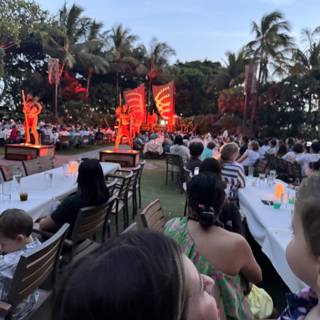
[0,162,120,221]
[238,177,305,293]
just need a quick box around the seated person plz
[39,159,109,237]
[279,175,320,319]
[165,174,268,320]
[220,143,246,200]
[238,140,260,167]
[170,135,190,162]
[199,158,221,176]
[0,209,41,320]
[200,141,216,161]
[55,230,219,320]
[186,140,204,174]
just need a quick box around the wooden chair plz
[65,196,118,262]
[140,199,169,233]
[116,165,141,220]
[38,156,55,172]
[137,160,146,208]
[288,161,302,183]
[106,171,133,234]
[0,164,26,182]
[121,222,138,234]
[60,135,71,149]
[23,158,42,176]
[0,223,69,320]
[183,166,192,216]
[165,153,184,189]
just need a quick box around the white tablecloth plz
[0,162,120,221]
[238,178,305,293]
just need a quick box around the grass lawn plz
[55,143,113,155]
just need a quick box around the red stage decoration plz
[123,84,146,135]
[152,81,175,131]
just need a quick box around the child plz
[0,209,40,320]
[279,175,320,319]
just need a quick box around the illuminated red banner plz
[152,81,175,129]
[123,84,146,128]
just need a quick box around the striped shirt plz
[221,161,246,199]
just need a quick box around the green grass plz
[140,159,185,218]
[55,143,113,155]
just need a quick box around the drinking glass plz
[44,172,53,188]
[248,166,254,177]
[269,170,277,183]
[288,190,295,206]
[2,182,12,201]
[259,173,266,186]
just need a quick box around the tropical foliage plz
[1,1,320,137]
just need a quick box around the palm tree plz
[290,27,320,77]
[245,11,294,86]
[38,4,109,115]
[208,49,249,92]
[290,27,320,112]
[105,24,139,102]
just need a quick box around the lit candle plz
[274,183,284,199]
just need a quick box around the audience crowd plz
[0,119,115,148]
[1,126,320,320]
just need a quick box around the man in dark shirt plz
[186,140,204,174]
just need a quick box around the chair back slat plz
[116,172,133,199]
[23,158,42,176]
[38,156,55,171]
[0,164,26,181]
[140,199,168,232]
[7,224,69,306]
[71,202,109,243]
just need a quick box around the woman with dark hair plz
[165,174,263,320]
[276,144,287,158]
[199,158,221,175]
[170,134,190,162]
[282,143,304,163]
[55,230,219,320]
[39,159,109,235]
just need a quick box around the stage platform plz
[5,144,55,161]
[100,149,140,168]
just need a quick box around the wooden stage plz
[5,144,55,161]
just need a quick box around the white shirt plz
[282,151,299,163]
[259,145,270,159]
[296,153,320,176]
[240,149,260,167]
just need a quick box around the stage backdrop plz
[123,84,146,133]
[152,81,175,130]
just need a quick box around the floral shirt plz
[0,239,41,320]
[165,217,253,320]
[278,287,318,320]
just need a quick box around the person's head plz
[206,142,216,150]
[241,136,249,146]
[220,143,239,162]
[292,143,304,154]
[189,140,204,159]
[187,174,225,229]
[249,140,259,152]
[270,139,277,147]
[199,158,221,176]
[77,159,109,204]
[56,230,218,320]
[306,160,320,177]
[286,175,320,293]
[0,209,33,253]
[174,135,184,146]
[311,141,320,154]
[276,144,287,157]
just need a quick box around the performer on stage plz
[114,103,133,149]
[22,92,42,145]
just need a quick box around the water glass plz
[259,173,266,186]
[288,190,295,206]
[2,182,12,201]
[269,170,277,183]
[248,166,254,177]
